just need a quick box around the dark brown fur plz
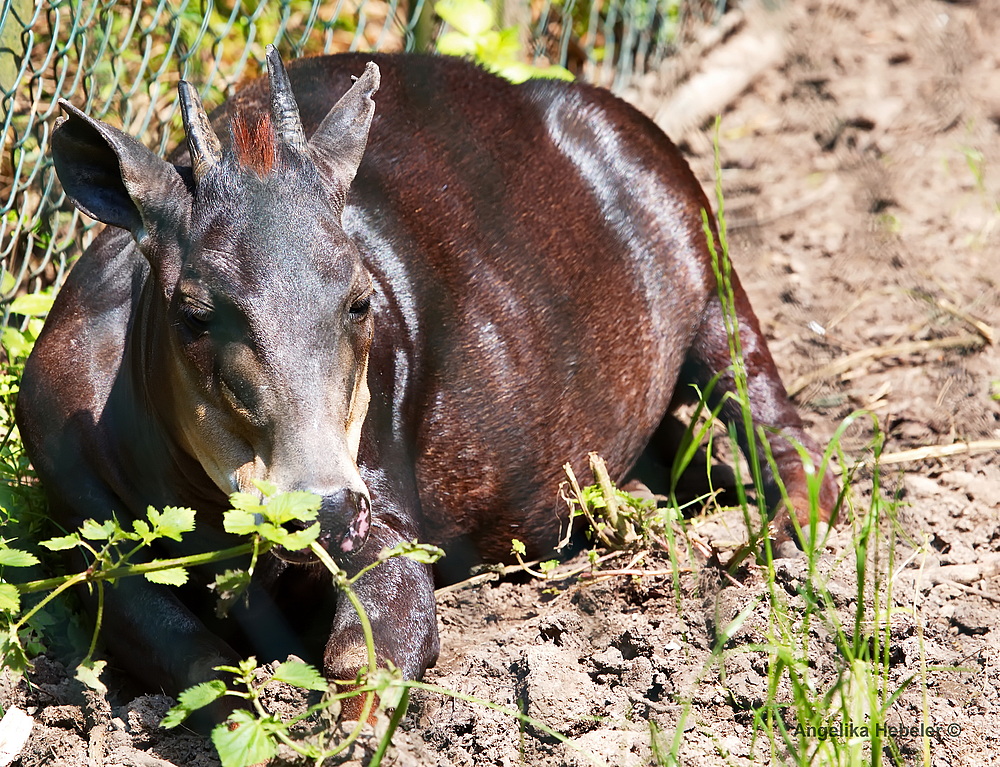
[23,52,838,724]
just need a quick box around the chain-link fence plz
[0,0,728,327]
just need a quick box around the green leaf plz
[0,269,16,294]
[148,506,196,540]
[510,538,526,556]
[132,519,152,542]
[9,293,55,317]
[228,491,263,514]
[180,679,229,709]
[75,659,107,694]
[271,523,319,551]
[80,518,116,541]
[1,629,29,675]
[368,666,406,710]
[436,0,494,37]
[1,328,31,360]
[494,27,522,59]
[144,566,189,586]
[40,533,82,551]
[529,64,574,81]
[271,660,328,691]
[436,30,477,57]
[0,548,39,568]
[380,541,445,564]
[0,583,21,613]
[211,569,251,618]
[261,491,320,525]
[212,710,277,767]
[251,479,278,498]
[223,509,263,536]
[162,679,228,728]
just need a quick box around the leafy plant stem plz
[369,686,410,767]
[14,541,261,595]
[84,580,104,664]
[11,569,89,631]
[306,540,378,754]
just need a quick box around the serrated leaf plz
[272,660,328,691]
[0,548,39,568]
[9,293,55,317]
[1,630,29,675]
[75,659,107,694]
[212,710,277,767]
[223,509,262,536]
[436,0,494,37]
[40,533,82,551]
[211,569,251,618]
[132,519,152,542]
[160,705,190,729]
[0,583,21,613]
[80,518,116,541]
[380,541,445,564]
[368,666,406,709]
[271,523,319,551]
[149,506,196,540]
[261,491,320,525]
[228,492,264,514]
[162,679,228,728]
[252,479,278,498]
[144,566,189,586]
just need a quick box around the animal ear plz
[52,100,189,238]
[307,61,380,213]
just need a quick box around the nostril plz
[341,492,372,553]
[281,517,313,535]
[309,488,373,555]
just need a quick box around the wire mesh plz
[0,0,729,327]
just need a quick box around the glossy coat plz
[18,51,837,714]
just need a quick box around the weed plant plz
[642,123,920,767]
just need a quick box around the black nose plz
[320,488,372,554]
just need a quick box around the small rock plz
[590,646,626,673]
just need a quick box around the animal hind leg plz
[677,268,839,549]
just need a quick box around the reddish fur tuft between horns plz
[231,110,278,177]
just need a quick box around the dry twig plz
[788,333,985,397]
[870,439,1000,467]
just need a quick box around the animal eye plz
[179,301,213,333]
[349,293,372,319]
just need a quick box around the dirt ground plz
[3,0,1000,764]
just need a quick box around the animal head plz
[51,48,380,559]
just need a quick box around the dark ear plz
[52,100,189,237]
[307,62,380,213]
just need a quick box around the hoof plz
[773,521,832,559]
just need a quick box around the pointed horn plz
[178,81,222,184]
[266,44,307,153]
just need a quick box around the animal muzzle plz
[323,488,372,554]
[275,487,372,564]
